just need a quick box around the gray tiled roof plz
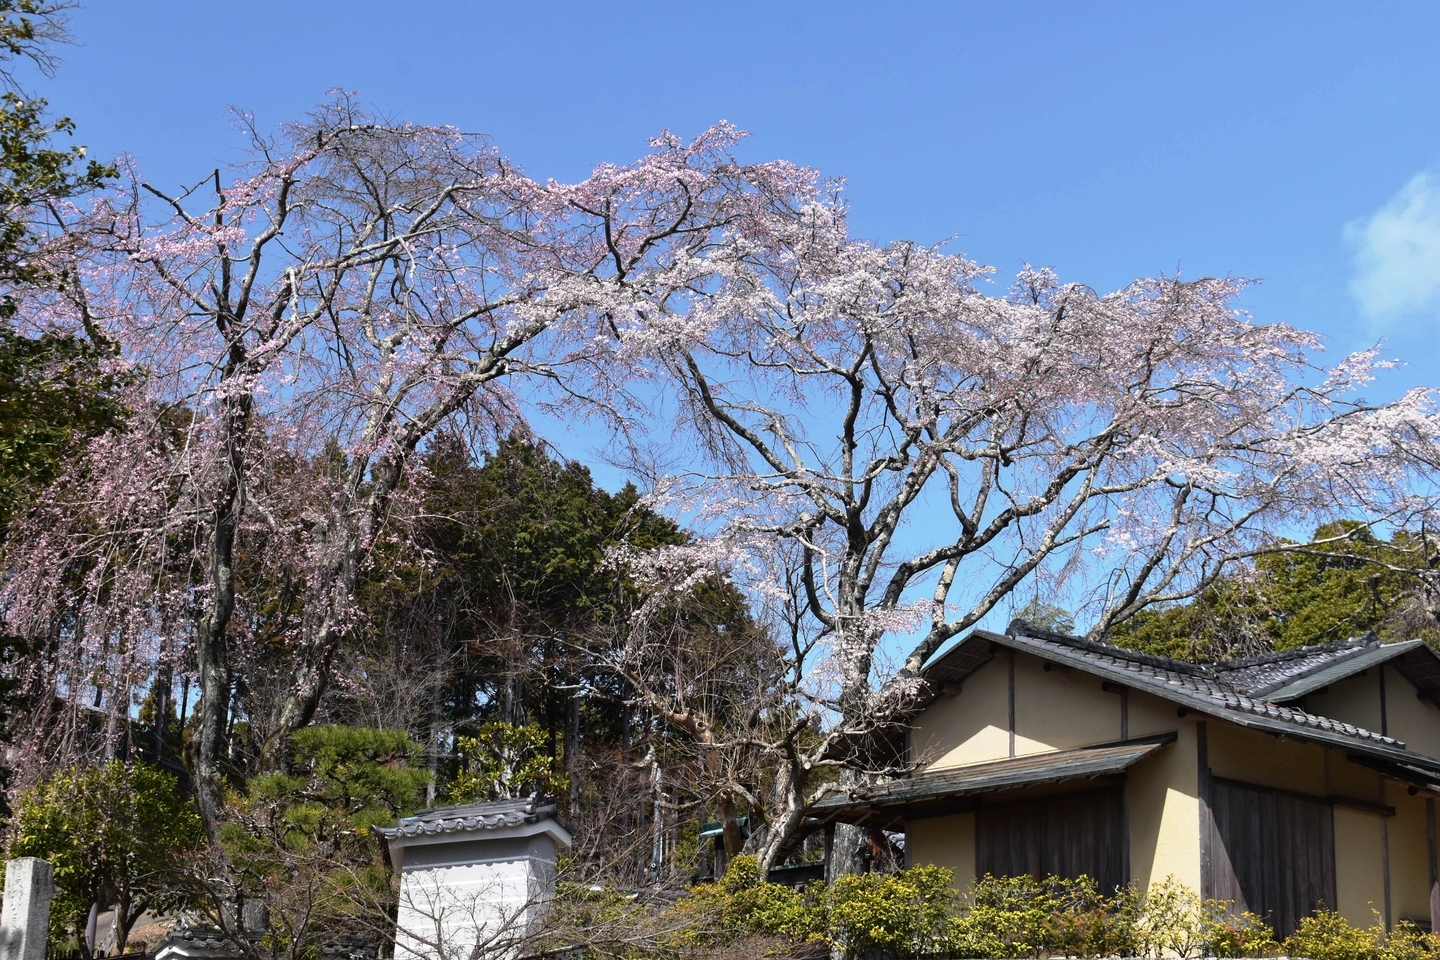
[153,924,375,960]
[151,923,252,960]
[1212,635,1409,697]
[1004,625,1401,746]
[157,925,238,950]
[813,625,1440,827]
[813,734,1176,817]
[1241,640,1429,701]
[375,797,556,839]
[921,621,1440,773]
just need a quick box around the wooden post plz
[1008,649,1016,759]
[1428,797,1438,932]
[1383,819,1394,930]
[1380,666,1389,737]
[1197,721,1211,899]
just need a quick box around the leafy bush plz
[829,865,960,958]
[6,761,202,956]
[952,873,1144,958]
[674,855,827,944]
[1201,903,1279,959]
[1380,921,1440,960]
[1283,908,1383,960]
[546,862,1440,960]
[1129,877,1276,959]
[658,865,1264,959]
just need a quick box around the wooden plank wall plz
[977,789,1126,893]
[1208,777,1336,938]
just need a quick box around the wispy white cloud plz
[1347,168,1440,325]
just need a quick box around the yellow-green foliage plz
[952,873,1282,959]
[829,864,959,958]
[1128,877,1276,959]
[952,873,1144,958]
[1284,909,1384,960]
[1280,910,1440,960]
[449,722,568,803]
[553,863,1440,960]
[1199,904,1278,959]
[1379,920,1440,960]
[672,855,827,945]
[659,866,1289,959]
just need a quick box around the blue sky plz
[32,0,1440,453]
[26,0,1440,645]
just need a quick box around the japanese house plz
[814,621,1440,937]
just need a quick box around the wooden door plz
[977,789,1126,893]
[1207,777,1336,938]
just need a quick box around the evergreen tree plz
[7,762,203,957]
[1109,522,1440,661]
[222,726,430,956]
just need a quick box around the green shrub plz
[953,874,1064,958]
[829,864,959,959]
[1277,911,1440,960]
[1283,908,1382,960]
[7,762,203,955]
[1200,903,1278,959]
[1129,877,1277,959]
[950,874,1143,959]
[673,855,827,945]
[560,862,1440,960]
[1380,920,1440,960]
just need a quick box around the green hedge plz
[566,857,1440,960]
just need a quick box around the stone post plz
[0,858,54,960]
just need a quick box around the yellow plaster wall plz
[1127,717,1202,893]
[1382,665,1440,761]
[1302,664,1440,761]
[912,656,1011,769]
[906,649,1440,919]
[1206,723,1328,795]
[1334,806,1387,928]
[1127,687,1186,739]
[912,650,1125,770]
[907,663,1198,893]
[1013,654,1123,756]
[1307,672,1383,740]
[1328,750,1390,802]
[1389,787,1433,925]
[906,812,976,889]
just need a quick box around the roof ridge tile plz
[1213,633,1377,670]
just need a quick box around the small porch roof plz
[811,733,1176,827]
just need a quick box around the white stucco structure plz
[378,799,572,960]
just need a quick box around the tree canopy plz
[1109,522,1440,661]
[7,762,203,957]
[2,17,1440,931]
